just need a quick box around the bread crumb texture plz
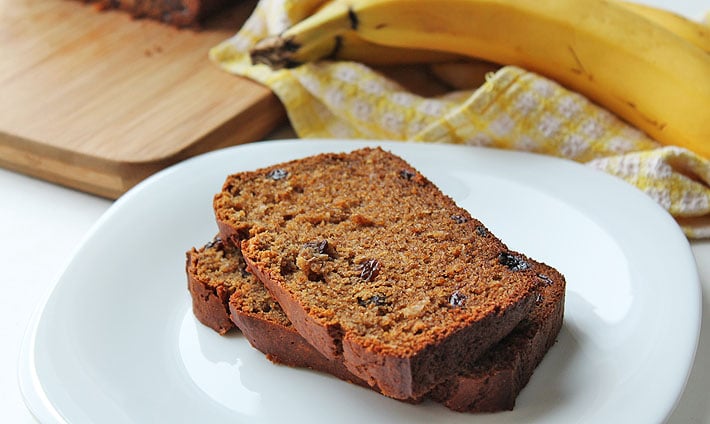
[214,147,540,356]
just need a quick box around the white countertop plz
[3,1,709,421]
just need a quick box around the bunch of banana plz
[250,0,710,157]
[324,1,710,65]
[315,1,710,91]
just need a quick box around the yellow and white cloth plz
[210,0,710,238]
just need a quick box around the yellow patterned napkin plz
[210,0,710,238]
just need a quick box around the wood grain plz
[0,0,285,198]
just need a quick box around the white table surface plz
[3,1,709,422]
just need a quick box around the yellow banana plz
[619,1,710,52]
[332,31,462,64]
[276,1,709,65]
[250,26,459,67]
[425,3,708,91]
[251,0,710,157]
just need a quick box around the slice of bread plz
[86,0,232,27]
[213,147,546,399]
[186,237,565,412]
[187,237,241,335]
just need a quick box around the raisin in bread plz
[213,147,544,399]
[187,237,565,412]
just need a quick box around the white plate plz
[19,140,700,424]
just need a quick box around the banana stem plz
[250,1,354,69]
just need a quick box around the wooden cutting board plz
[0,0,285,198]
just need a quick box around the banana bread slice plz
[187,237,565,412]
[214,147,543,399]
[86,0,233,27]
[186,236,246,335]
[187,237,375,387]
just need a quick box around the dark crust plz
[430,265,566,412]
[434,303,563,412]
[229,257,565,412]
[342,293,535,399]
[229,295,425,406]
[229,301,371,389]
[243,252,345,355]
[186,248,236,335]
[244,251,536,400]
[216,219,242,249]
